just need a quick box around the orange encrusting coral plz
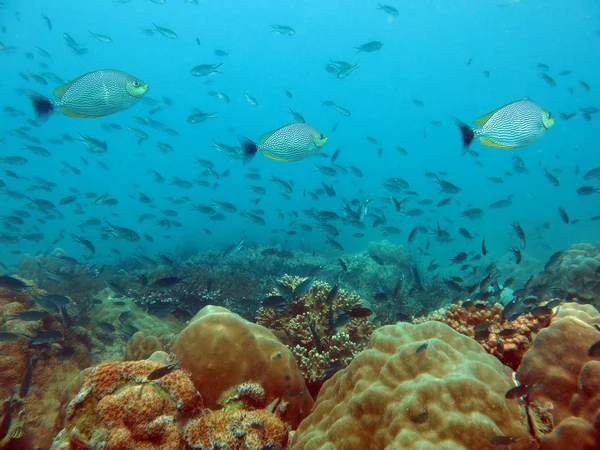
[415,301,551,369]
[52,360,203,449]
[52,359,293,449]
[184,409,290,449]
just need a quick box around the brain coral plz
[173,305,313,428]
[517,303,600,450]
[292,321,532,450]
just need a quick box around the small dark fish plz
[306,321,323,352]
[147,362,179,381]
[558,206,570,224]
[344,307,372,318]
[532,305,553,317]
[294,276,315,298]
[105,280,127,296]
[509,247,522,264]
[0,332,21,343]
[588,340,600,357]
[450,252,468,265]
[0,275,30,291]
[543,168,560,186]
[473,321,494,332]
[19,355,33,398]
[0,398,13,442]
[416,342,429,355]
[510,222,526,246]
[409,407,429,424]
[97,321,116,333]
[577,186,600,196]
[151,276,188,288]
[499,328,518,338]
[5,310,43,321]
[28,330,62,346]
[338,258,348,272]
[56,346,76,361]
[59,304,73,328]
[490,435,520,446]
[262,295,289,309]
[326,284,340,332]
[322,360,344,378]
[505,384,536,399]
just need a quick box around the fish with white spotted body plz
[455,99,554,153]
[238,123,328,164]
[28,69,148,124]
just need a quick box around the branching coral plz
[256,275,375,393]
[414,301,552,370]
[292,321,532,450]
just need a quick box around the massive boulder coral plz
[292,321,532,450]
[173,305,313,428]
[545,243,600,299]
[256,275,375,394]
[415,301,552,369]
[517,303,600,449]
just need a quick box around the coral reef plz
[52,360,291,450]
[415,301,552,370]
[51,360,203,449]
[173,305,313,428]
[543,243,600,300]
[124,331,167,360]
[292,321,532,449]
[517,303,600,449]
[184,409,289,449]
[256,275,375,394]
[0,285,94,449]
[90,290,183,337]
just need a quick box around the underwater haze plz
[0,0,598,267]
[2,1,600,449]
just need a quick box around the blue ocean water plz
[0,0,598,272]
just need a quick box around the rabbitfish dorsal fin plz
[473,100,522,128]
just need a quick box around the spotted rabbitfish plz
[238,122,328,164]
[455,99,555,153]
[28,69,149,124]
